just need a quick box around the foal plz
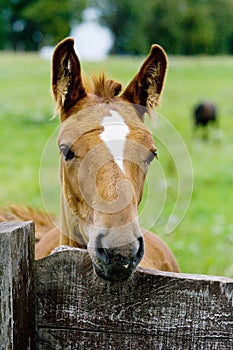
[3,38,179,280]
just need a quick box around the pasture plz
[0,52,232,277]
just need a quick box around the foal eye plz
[59,145,75,161]
[145,150,158,165]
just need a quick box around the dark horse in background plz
[193,101,218,139]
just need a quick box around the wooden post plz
[0,221,36,350]
[36,247,233,350]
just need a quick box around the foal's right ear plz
[52,37,86,114]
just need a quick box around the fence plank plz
[37,329,159,350]
[36,247,233,350]
[0,221,36,350]
[37,328,233,350]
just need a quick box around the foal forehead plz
[99,109,130,172]
[59,103,152,145]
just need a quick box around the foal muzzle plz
[90,236,144,281]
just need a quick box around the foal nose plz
[94,234,144,280]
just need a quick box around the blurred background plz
[0,0,233,56]
[0,0,232,277]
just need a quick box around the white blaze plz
[100,110,129,172]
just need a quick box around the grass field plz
[0,52,232,277]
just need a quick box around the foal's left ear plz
[122,45,167,112]
[52,37,86,114]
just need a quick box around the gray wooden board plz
[37,328,232,350]
[0,221,36,350]
[36,247,233,349]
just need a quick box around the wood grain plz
[36,247,233,349]
[1,222,232,349]
[0,221,36,350]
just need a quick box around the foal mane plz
[53,73,123,118]
[84,73,122,102]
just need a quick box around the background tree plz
[180,1,215,55]
[208,0,233,54]
[144,0,184,55]
[93,0,155,55]
[0,0,232,54]
[0,0,40,50]
[97,0,233,55]
[0,0,86,50]
[23,0,86,47]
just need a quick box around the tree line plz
[0,0,232,55]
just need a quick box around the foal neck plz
[60,194,87,248]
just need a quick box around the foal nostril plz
[95,246,110,265]
[95,233,110,265]
[136,236,144,262]
[95,234,144,266]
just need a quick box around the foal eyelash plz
[59,145,76,161]
[152,150,158,159]
[145,150,158,166]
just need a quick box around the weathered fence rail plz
[0,222,232,349]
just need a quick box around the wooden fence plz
[0,222,232,349]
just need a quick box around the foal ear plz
[122,45,167,112]
[52,37,86,113]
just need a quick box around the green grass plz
[0,52,232,277]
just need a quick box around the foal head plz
[52,38,167,280]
